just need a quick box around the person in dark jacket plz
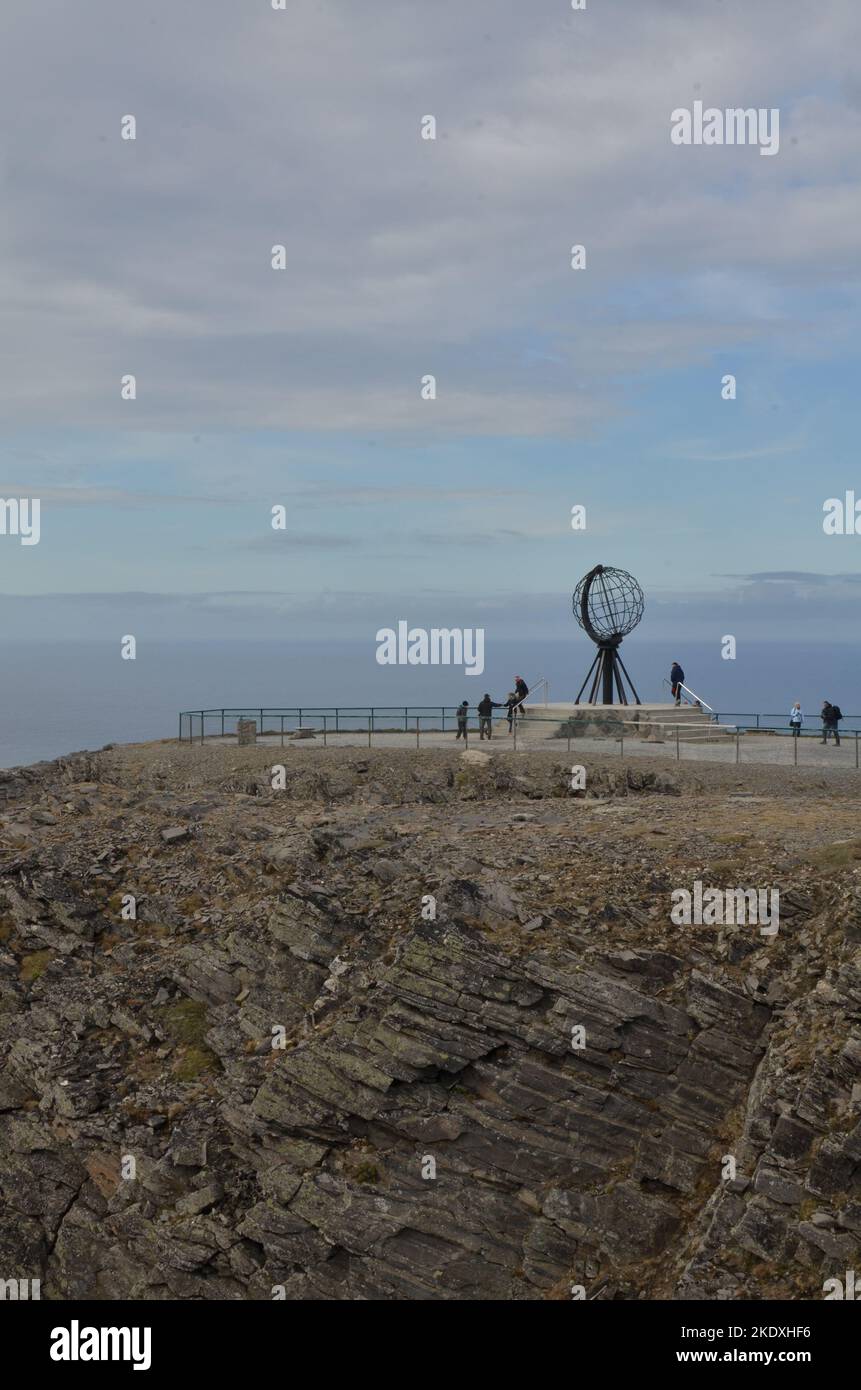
[513,676,529,717]
[455,701,469,740]
[670,661,685,705]
[477,693,501,740]
[821,700,842,746]
[503,692,519,734]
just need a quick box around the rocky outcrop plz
[0,744,858,1299]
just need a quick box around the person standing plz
[455,701,469,741]
[670,661,685,705]
[477,693,501,740]
[821,700,842,746]
[504,692,519,734]
[513,676,529,717]
[789,702,802,738]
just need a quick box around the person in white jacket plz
[789,702,802,737]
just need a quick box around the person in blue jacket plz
[670,661,685,705]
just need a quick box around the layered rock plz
[0,743,858,1300]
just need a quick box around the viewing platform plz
[179,700,726,744]
[176,702,861,770]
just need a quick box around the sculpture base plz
[574,640,640,705]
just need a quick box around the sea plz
[2,638,859,770]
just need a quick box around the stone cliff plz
[0,743,858,1299]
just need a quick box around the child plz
[455,701,469,740]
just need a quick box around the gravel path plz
[183,728,861,772]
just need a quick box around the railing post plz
[200,713,205,747]
[298,708,302,730]
[221,711,225,737]
[441,706,445,733]
[405,706,408,733]
[416,716,420,750]
[280,715,284,747]
[735,730,740,764]
[856,730,859,769]
[323,715,327,748]
[336,708,340,733]
[756,714,760,730]
[368,716,372,749]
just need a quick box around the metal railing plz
[711,711,861,733]
[178,704,861,758]
[662,678,715,714]
[178,705,545,744]
[179,683,550,744]
[178,705,861,739]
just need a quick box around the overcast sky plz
[1,0,860,641]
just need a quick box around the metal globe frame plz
[572,564,644,705]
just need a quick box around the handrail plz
[662,678,715,714]
[177,704,564,743]
[521,675,549,707]
[177,704,861,743]
[178,704,639,747]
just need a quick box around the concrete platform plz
[515,701,725,743]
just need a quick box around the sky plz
[1,0,860,649]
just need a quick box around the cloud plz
[0,486,231,508]
[3,568,861,643]
[237,532,360,552]
[665,439,807,464]
[2,0,861,432]
[718,571,861,585]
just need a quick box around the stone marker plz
[161,826,190,843]
[237,719,257,746]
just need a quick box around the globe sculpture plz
[572,564,644,705]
